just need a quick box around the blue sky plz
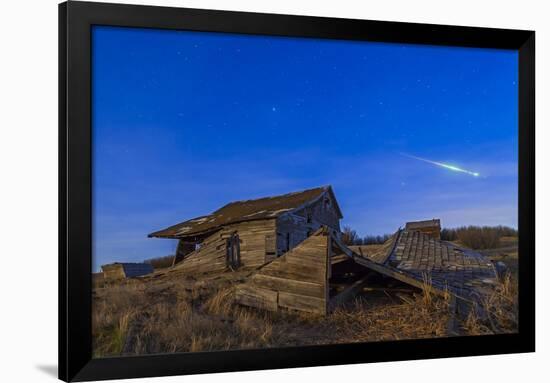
[92,26,518,271]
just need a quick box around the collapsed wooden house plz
[234,226,499,315]
[148,186,343,274]
[148,185,499,315]
[234,227,388,315]
[101,262,154,281]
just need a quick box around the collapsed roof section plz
[148,185,343,239]
[352,229,499,304]
[235,227,499,315]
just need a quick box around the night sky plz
[92,26,518,271]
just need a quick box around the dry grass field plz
[92,237,519,358]
[479,236,519,273]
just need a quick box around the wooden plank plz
[252,274,325,298]
[328,275,370,311]
[262,265,325,283]
[331,254,348,265]
[352,255,436,293]
[446,295,460,336]
[234,285,278,312]
[278,291,326,315]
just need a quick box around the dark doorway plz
[226,233,241,270]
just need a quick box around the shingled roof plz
[355,229,498,303]
[148,186,342,239]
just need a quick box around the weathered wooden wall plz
[276,214,311,255]
[405,220,441,239]
[101,264,126,280]
[415,226,441,239]
[173,241,196,265]
[222,219,277,268]
[235,233,330,315]
[175,219,277,273]
[172,231,227,274]
[303,191,341,231]
[276,191,341,256]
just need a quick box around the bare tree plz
[342,226,360,245]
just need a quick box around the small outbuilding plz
[101,262,154,281]
[405,219,441,239]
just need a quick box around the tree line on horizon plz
[342,225,518,249]
[144,225,518,270]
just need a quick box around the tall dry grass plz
[92,269,517,357]
[93,277,454,357]
[462,272,518,335]
[93,281,285,357]
[421,273,434,306]
[92,284,146,356]
[328,279,451,342]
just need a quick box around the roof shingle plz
[148,186,340,238]
[361,229,498,303]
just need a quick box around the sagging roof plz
[148,185,343,239]
[353,229,497,303]
[405,219,441,230]
[348,233,399,264]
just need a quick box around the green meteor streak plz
[401,153,480,177]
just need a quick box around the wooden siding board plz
[251,274,325,298]
[278,291,326,315]
[235,231,329,314]
[275,191,341,256]
[235,285,278,312]
[222,219,277,268]
[174,219,277,272]
[174,233,227,274]
[102,264,126,280]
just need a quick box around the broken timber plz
[235,228,330,315]
[235,226,499,316]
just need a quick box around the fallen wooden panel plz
[235,230,329,314]
[352,255,432,294]
[278,291,326,315]
[234,284,278,312]
[350,229,499,307]
[251,274,325,299]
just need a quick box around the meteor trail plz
[400,153,480,177]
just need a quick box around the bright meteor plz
[400,153,480,177]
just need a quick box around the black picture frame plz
[59,1,535,381]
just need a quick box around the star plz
[272,107,277,112]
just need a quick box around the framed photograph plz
[59,1,535,381]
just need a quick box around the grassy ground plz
[479,236,519,273]
[92,258,518,357]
